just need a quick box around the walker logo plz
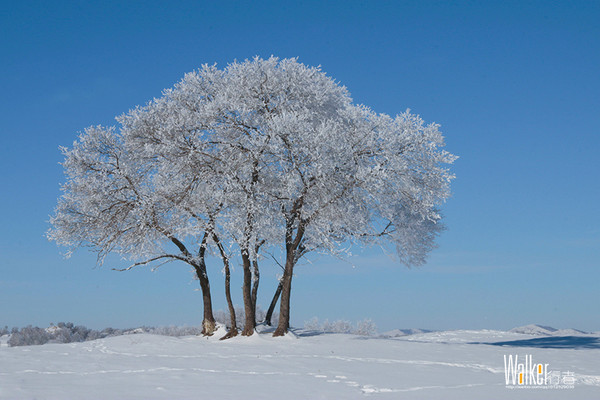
[504,355,548,385]
[503,354,575,389]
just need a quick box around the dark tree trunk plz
[250,240,265,323]
[242,163,260,333]
[192,260,216,336]
[223,260,238,339]
[264,280,283,326]
[220,262,237,340]
[273,222,305,337]
[251,257,259,322]
[273,255,294,336]
[240,249,256,336]
[213,233,238,340]
[170,233,215,336]
[213,233,237,340]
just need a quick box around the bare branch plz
[112,254,187,271]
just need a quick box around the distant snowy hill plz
[509,324,590,336]
[380,328,433,337]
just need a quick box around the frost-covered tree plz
[50,56,455,338]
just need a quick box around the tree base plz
[241,327,255,336]
[219,328,238,340]
[201,319,216,336]
[272,327,286,337]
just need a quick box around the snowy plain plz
[1,325,599,399]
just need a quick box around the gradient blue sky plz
[1,0,599,332]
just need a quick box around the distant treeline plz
[2,322,203,347]
[2,307,277,347]
[2,313,377,347]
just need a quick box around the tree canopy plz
[49,56,456,337]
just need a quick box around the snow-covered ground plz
[1,325,599,399]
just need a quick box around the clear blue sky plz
[1,0,599,332]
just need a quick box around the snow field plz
[1,327,599,399]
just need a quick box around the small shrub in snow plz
[8,326,52,346]
[303,317,320,331]
[355,319,377,336]
[323,319,353,334]
[303,318,377,335]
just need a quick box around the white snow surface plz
[380,328,432,337]
[1,326,599,399]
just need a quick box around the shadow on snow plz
[474,336,600,350]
